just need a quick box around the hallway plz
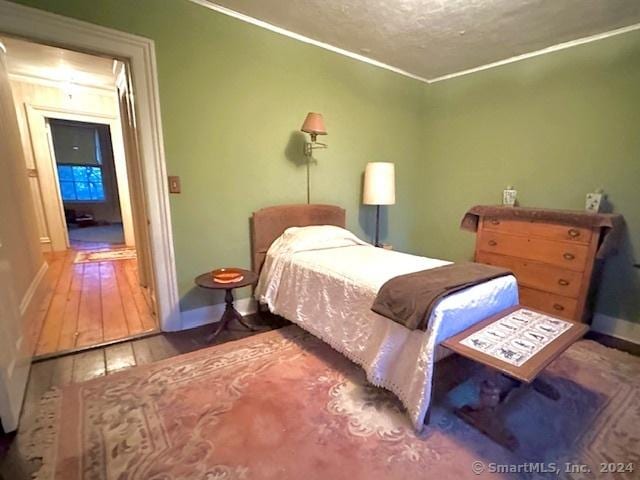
[34,245,157,357]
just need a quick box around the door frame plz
[0,0,181,331]
[26,105,136,250]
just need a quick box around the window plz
[57,164,105,201]
[51,120,107,203]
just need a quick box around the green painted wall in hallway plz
[11,0,426,310]
[416,31,640,322]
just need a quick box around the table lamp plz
[363,162,395,247]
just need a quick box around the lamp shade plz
[301,112,327,136]
[363,162,395,205]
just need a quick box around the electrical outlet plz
[168,176,181,194]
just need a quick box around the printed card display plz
[459,308,572,367]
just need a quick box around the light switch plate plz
[168,176,181,194]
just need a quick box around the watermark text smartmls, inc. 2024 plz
[470,461,635,475]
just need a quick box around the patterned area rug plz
[73,248,136,264]
[30,326,640,479]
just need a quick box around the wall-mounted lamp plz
[301,112,328,156]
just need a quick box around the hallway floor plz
[67,223,125,245]
[33,245,157,357]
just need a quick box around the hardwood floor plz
[34,246,157,357]
[0,312,288,480]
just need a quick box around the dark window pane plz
[60,181,76,201]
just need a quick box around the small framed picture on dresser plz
[585,190,604,213]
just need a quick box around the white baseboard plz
[591,313,640,345]
[179,297,258,331]
[19,261,48,316]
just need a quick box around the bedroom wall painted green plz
[416,30,640,323]
[11,0,426,310]
[9,1,640,323]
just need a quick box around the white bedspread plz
[255,226,518,430]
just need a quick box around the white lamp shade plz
[363,162,395,205]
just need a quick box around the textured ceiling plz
[0,36,116,89]
[208,0,640,81]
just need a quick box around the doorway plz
[50,119,126,248]
[1,35,158,357]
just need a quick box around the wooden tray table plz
[442,305,588,451]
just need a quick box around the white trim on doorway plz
[0,0,181,331]
[25,104,137,249]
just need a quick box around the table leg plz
[455,375,520,451]
[207,288,257,342]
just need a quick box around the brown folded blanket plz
[371,263,512,331]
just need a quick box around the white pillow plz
[277,225,368,253]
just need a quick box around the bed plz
[251,204,518,430]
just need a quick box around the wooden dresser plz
[467,207,621,323]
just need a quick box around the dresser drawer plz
[519,286,578,320]
[478,231,589,272]
[483,217,593,245]
[476,251,582,298]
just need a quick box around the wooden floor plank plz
[104,342,136,374]
[33,246,159,358]
[100,262,130,341]
[123,259,157,331]
[49,355,75,388]
[113,262,145,334]
[71,349,106,383]
[56,263,84,352]
[27,253,65,354]
[35,252,74,355]
[131,337,156,366]
[75,263,103,348]
[145,334,182,363]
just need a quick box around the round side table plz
[195,268,259,342]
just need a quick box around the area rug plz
[31,326,640,479]
[73,248,136,264]
[68,224,124,245]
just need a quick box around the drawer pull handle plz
[490,219,500,225]
[563,253,575,260]
[553,303,565,311]
[488,240,497,246]
[558,279,570,286]
[568,228,580,238]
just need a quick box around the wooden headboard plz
[250,204,346,273]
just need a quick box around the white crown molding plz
[192,1,640,85]
[429,23,640,83]
[189,0,430,84]
[8,72,117,95]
